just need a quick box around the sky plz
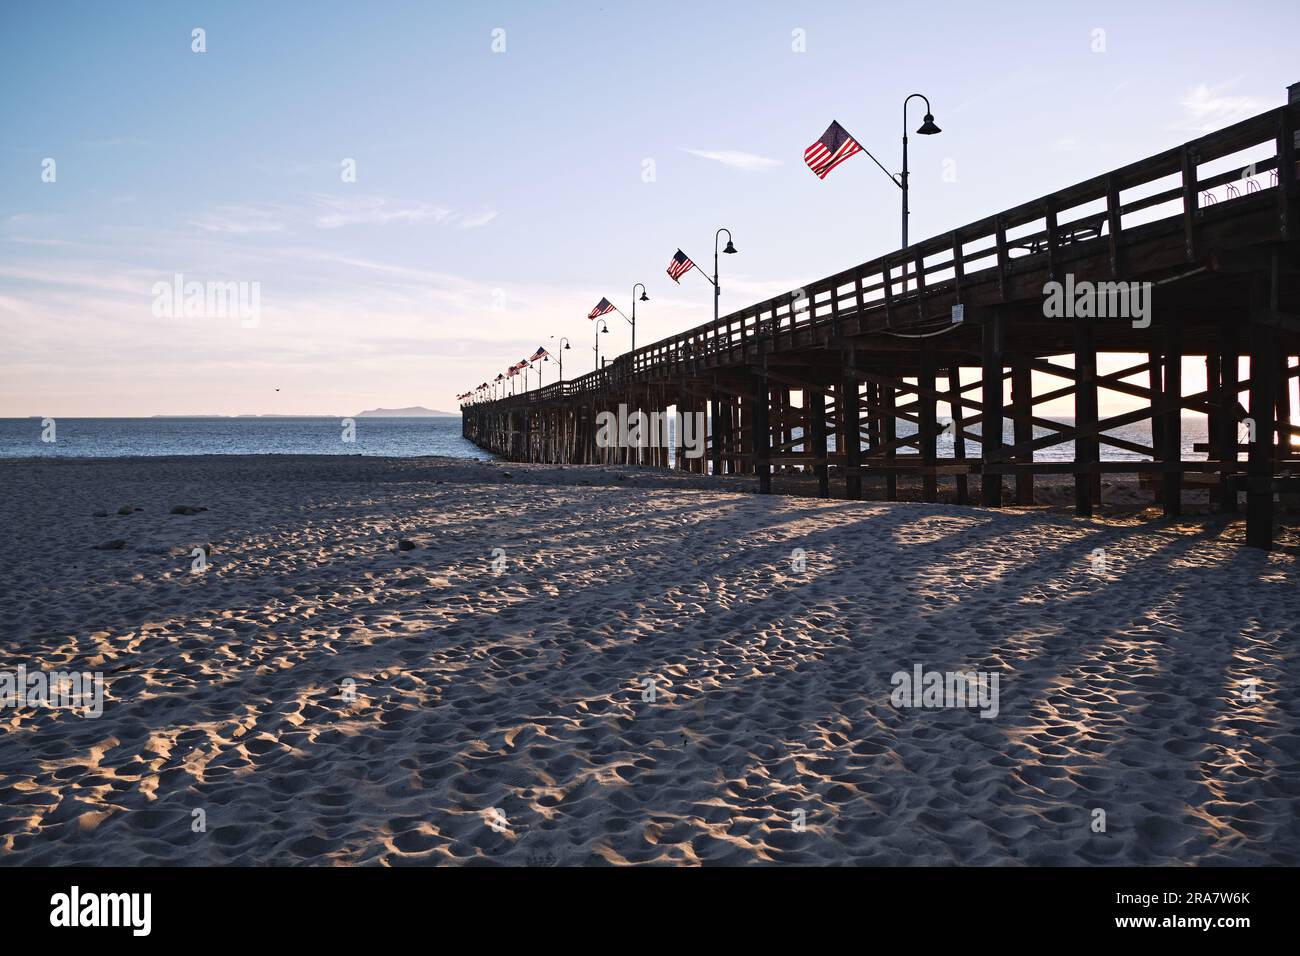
[1,0,1297,417]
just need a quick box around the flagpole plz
[681,251,717,288]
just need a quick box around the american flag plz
[805,120,863,180]
[666,249,695,283]
[529,346,550,362]
[588,297,616,319]
[494,374,504,382]
[507,366,517,377]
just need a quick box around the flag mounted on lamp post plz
[587,297,616,320]
[529,346,550,363]
[666,249,695,283]
[804,120,864,179]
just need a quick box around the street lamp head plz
[600,326,609,333]
[639,291,649,302]
[917,113,941,135]
[563,341,571,350]
[722,239,738,254]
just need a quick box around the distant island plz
[354,406,456,418]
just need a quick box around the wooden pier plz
[464,90,1300,549]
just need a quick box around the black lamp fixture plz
[916,113,941,136]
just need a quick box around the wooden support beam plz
[1218,323,1240,513]
[918,350,938,502]
[1247,318,1278,548]
[778,386,791,475]
[1075,317,1099,517]
[1276,355,1292,470]
[883,382,898,500]
[752,374,771,493]
[981,313,1004,507]
[710,387,722,476]
[1012,360,1035,505]
[725,393,738,474]
[866,383,879,452]
[947,364,969,505]
[1161,323,1182,517]
[1148,346,1164,500]
[843,358,862,500]
[809,387,829,498]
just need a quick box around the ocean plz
[0,417,490,459]
[0,414,1213,463]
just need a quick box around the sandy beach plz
[1,454,1297,866]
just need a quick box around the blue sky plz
[2,0,1297,416]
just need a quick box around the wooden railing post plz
[1180,144,1199,261]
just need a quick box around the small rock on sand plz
[170,505,208,515]
[93,539,127,550]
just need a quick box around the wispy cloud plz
[310,194,452,229]
[187,196,497,234]
[456,210,498,229]
[1174,82,1269,133]
[191,205,288,234]
[681,148,782,171]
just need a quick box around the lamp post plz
[551,336,572,383]
[714,228,737,323]
[631,283,648,352]
[901,93,941,250]
[594,318,609,371]
[901,93,941,288]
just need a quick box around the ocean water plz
[0,417,490,459]
[1,415,1215,464]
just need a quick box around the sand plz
[1,454,1297,866]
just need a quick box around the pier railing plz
[474,103,1296,408]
